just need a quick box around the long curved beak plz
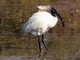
[51,7,65,27]
[56,12,65,27]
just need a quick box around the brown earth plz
[0,0,80,60]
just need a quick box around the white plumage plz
[22,11,58,36]
[22,5,64,56]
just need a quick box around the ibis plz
[21,5,65,55]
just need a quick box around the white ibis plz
[21,5,65,55]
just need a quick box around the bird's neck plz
[51,13,57,17]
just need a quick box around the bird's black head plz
[51,7,58,16]
[51,7,65,27]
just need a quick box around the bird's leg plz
[41,35,48,51]
[38,35,41,57]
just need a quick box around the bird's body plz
[22,5,64,56]
[22,11,58,36]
